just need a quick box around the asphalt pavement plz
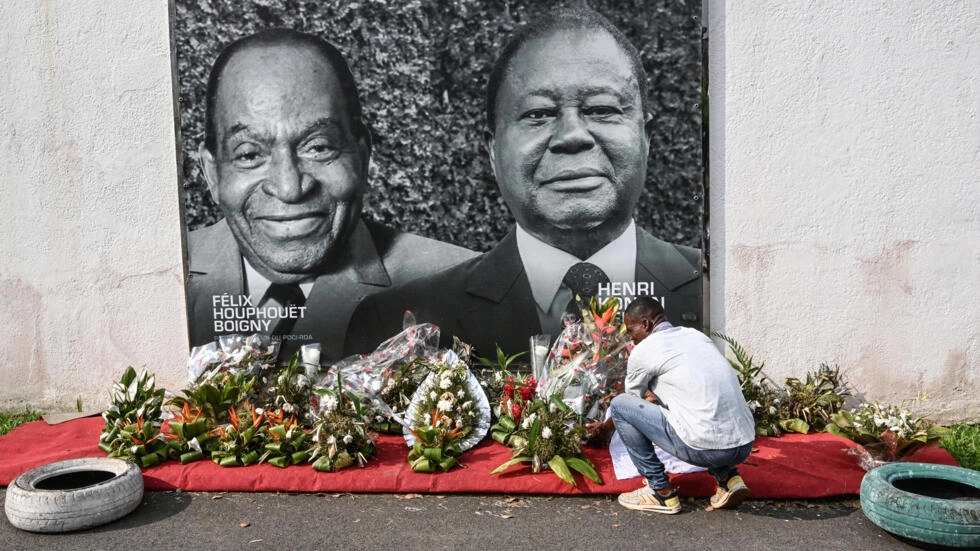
[0,490,925,551]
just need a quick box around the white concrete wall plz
[708,0,979,421]
[0,1,188,412]
[0,1,976,423]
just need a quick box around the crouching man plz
[586,296,755,514]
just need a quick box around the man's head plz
[623,296,666,344]
[485,9,652,259]
[199,29,371,284]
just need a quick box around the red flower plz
[511,402,522,422]
[503,376,516,400]
[518,379,536,402]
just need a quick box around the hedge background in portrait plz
[175,0,703,251]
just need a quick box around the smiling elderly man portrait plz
[185,29,475,362]
[346,8,702,358]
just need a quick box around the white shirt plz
[243,259,314,305]
[515,220,637,336]
[625,326,756,450]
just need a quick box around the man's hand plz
[644,390,660,404]
[584,418,615,448]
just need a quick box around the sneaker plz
[617,485,682,514]
[710,474,750,509]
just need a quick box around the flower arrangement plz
[374,357,429,431]
[260,350,317,425]
[165,402,213,464]
[826,400,948,469]
[308,374,378,472]
[474,346,526,419]
[323,320,442,433]
[260,409,312,468]
[210,403,267,467]
[99,335,387,473]
[168,370,257,427]
[717,334,948,469]
[540,297,630,420]
[406,409,466,472]
[98,366,170,468]
[490,373,600,487]
[403,356,491,472]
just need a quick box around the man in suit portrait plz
[345,9,701,358]
[185,29,476,362]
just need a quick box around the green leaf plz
[490,456,532,475]
[550,394,572,414]
[180,451,204,464]
[565,456,601,483]
[268,456,289,468]
[312,456,333,472]
[241,450,260,466]
[120,366,137,388]
[438,457,458,472]
[825,423,846,438]
[528,417,541,451]
[493,416,517,433]
[423,447,443,462]
[491,430,511,445]
[778,418,810,434]
[547,455,576,486]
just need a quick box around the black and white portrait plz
[174,1,704,362]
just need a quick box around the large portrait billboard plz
[175,0,704,364]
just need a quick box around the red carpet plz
[0,417,957,497]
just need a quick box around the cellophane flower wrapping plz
[174,335,322,426]
[186,333,281,386]
[537,299,631,420]
[318,316,442,431]
[403,351,491,453]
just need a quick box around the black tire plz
[4,457,144,533]
[860,462,980,548]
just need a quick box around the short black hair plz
[485,7,648,131]
[624,296,664,322]
[203,28,363,153]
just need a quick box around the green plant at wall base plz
[714,333,788,436]
[715,335,851,436]
[0,408,43,437]
[942,423,980,471]
[782,363,850,433]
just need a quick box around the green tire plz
[860,462,980,548]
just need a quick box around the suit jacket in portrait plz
[185,219,477,362]
[344,226,702,359]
